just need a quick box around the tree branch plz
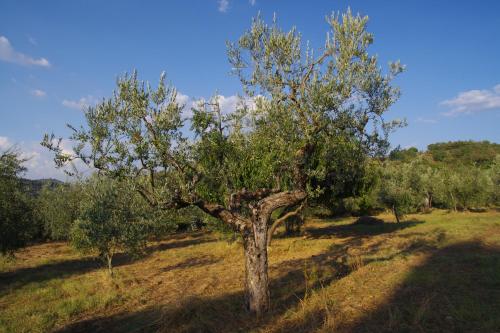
[267,201,305,246]
[195,201,251,232]
[229,187,280,211]
[254,190,307,222]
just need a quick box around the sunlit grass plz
[0,210,499,332]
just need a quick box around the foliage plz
[389,146,419,162]
[0,149,35,255]
[36,183,83,240]
[378,162,416,222]
[71,177,149,274]
[427,140,500,167]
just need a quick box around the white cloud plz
[62,95,97,110]
[249,0,256,5]
[0,136,86,180]
[416,117,437,124]
[0,136,12,150]
[179,93,258,118]
[216,94,244,115]
[31,89,46,98]
[441,84,500,116]
[218,0,229,12]
[0,35,50,67]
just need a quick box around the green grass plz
[1,210,499,332]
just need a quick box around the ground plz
[1,210,499,333]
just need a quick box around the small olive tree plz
[379,162,416,222]
[71,177,148,275]
[44,10,403,315]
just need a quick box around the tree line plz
[336,142,499,222]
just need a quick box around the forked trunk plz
[106,253,113,277]
[242,218,270,316]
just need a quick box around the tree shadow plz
[50,216,427,332]
[0,257,99,296]
[342,241,500,333]
[270,241,500,333]
[0,233,216,295]
[54,218,418,333]
[54,256,351,333]
[161,255,221,272]
[304,219,423,239]
[146,237,217,253]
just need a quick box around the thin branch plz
[267,201,305,246]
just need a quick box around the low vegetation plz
[1,210,499,332]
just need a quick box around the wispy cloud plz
[31,89,46,98]
[441,84,500,116]
[218,0,229,12]
[0,36,50,67]
[28,35,37,46]
[249,0,256,5]
[62,95,97,110]
[416,117,437,124]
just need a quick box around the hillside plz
[20,178,63,196]
[1,210,499,333]
[427,141,500,167]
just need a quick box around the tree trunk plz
[392,204,400,223]
[197,190,307,316]
[242,220,270,316]
[106,253,113,277]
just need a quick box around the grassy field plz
[1,210,499,333]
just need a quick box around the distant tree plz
[36,183,83,240]
[379,163,416,222]
[427,140,500,167]
[44,10,403,315]
[389,146,418,162]
[71,178,148,275]
[0,149,34,255]
[453,166,492,210]
[489,155,500,206]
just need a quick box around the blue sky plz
[1,0,499,179]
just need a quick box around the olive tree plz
[379,162,415,222]
[71,177,148,275]
[43,10,403,315]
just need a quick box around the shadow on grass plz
[146,237,217,253]
[54,220,417,333]
[270,241,500,333]
[54,219,500,332]
[54,254,351,333]
[0,233,215,295]
[304,218,423,239]
[343,241,500,333]
[161,254,221,272]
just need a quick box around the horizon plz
[1,0,499,180]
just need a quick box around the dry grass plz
[1,210,499,333]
